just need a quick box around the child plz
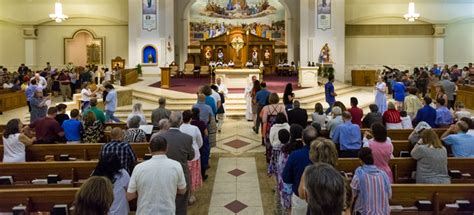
[400,110,413,129]
[454,102,471,121]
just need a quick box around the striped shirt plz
[100,141,137,173]
[351,165,392,215]
[123,128,147,143]
[383,109,402,124]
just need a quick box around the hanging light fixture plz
[49,0,68,23]
[403,1,420,22]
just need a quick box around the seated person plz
[245,61,254,68]
[459,117,474,137]
[62,109,83,144]
[123,116,147,143]
[362,104,383,128]
[332,111,362,158]
[25,107,64,144]
[216,61,223,67]
[209,61,216,67]
[400,111,413,129]
[228,60,235,67]
[413,96,437,128]
[435,98,453,128]
[441,121,474,157]
[453,102,471,121]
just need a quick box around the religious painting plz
[64,29,104,66]
[142,45,157,66]
[250,47,259,64]
[142,0,157,31]
[317,0,331,30]
[86,43,101,65]
[189,0,286,46]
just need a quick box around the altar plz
[215,68,262,88]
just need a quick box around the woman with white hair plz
[127,103,147,127]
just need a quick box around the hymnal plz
[52,204,68,215]
[12,204,27,215]
[449,170,462,179]
[144,154,152,160]
[416,200,433,211]
[139,125,153,134]
[59,154,70,161]
[47,174,59,184]
[0,176,13,185]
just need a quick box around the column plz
[433,25,446,65]
[23,27,38,69]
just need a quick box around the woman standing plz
[123,116,147,143]
[2,119,35,162]
[74,176,114,215]
[80,82,97,112]
[375,76,388,114]
[312,103,327,129]
[411,129,451,184]
[435,84,448,106]
[251,79,261,126]
[283,83,295,111]
[363,123,394,182]
[126,103,147,127]
[268,113,290,176]
[83,111,104,143]
[261,93,287,163]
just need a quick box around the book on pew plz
[144,154,152,160]
[443,203,459,212]
[32,179,48,184]
[399,151,410,157]
[0,176,13,185]
[139,125,153,134]
[456,200,471,211]
[47,174,59,184]
[52,204,68,215]
[449,170,462,179]
[416,200,433,211]
[12,204,27,215]
[59,154,70,161]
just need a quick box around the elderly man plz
[30,72,47,89]
[158,111,195,215]
[326,106,343,137]
[100,127,137,173]
[215,77,228,96]
[332,111,362,158]
[151,97,171,127]
[441,121,474,157]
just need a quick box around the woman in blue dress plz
[375,76,387,114]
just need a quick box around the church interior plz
[0,0,474,214]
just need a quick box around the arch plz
[64,29,105,65]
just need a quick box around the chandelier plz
[49,0,68,23]
[403,1,420,22]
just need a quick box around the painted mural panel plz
[189,0,286,46]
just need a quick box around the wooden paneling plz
[0,90,27,112]
[457,85,474,109]
[351,70,377,86]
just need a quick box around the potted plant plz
[136,64,142,76]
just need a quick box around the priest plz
[244,75,257,121]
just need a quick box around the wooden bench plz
[0,188,78,213]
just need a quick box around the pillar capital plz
[23,27,38,39]
[433,24,446,38]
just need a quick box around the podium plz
[160,67,171,89]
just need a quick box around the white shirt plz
[217,83,228,96]
[128,155,186,215]
[400,116,413,129]
[3,83,13,89]
[30,76,47,88]
[179,124,203,161]
[127,112,147,126]
[81,88,92,102]
[269,123,290,147]
[311,113,327,129]
[2,133,25,162]
[211,90,221,106]
[455,110,471,120]
[110,169,130,215]
[105,71,112,81]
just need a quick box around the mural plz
[189,0,286,46]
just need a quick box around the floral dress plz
[277,151,292,210]
[82,120,103,143]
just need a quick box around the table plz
[298,67,319,88]
[215,68,262,88]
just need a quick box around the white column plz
[433,25,446,65]
[23,27,38,69]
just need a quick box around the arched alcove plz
[64,29,104,66]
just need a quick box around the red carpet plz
[149,75,306,94]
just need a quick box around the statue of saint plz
[319,43,331,63]
[252,49,258,64]
[264,49,271,60]
[217,49,224,61]
[148,52,154,63]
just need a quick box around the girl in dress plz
[375,76,388,114]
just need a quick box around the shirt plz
[363,138,394,182]
[25,85,38,101]
[410,145,451,184]
[179,124,203,161]
[435,106,453,126]
[192,102,213,125]
[327,115,343,137]
[414,105,437,128]
[282,145,312,196]
[255,88,271,106]
[404,94,423,116]
[29,117,63,144]
[123,128,147,143]
[100,140,137,173]
[383,109,402,124]
[443,133,474,157]
[440,80,456,100]
[325,82,335,103]
[55,114,70,126]
[392,82,406,102]
[2,133,25,162]
[105,89,117,111]
[110,169,130,215]
[205,96,217,115]
[332,121,362,151]
[351,165,391,215]
[83,107,106,124]
[127,155,186,215]
[348,106,363,127]
[62,119,82,141]
[151,107,171,126]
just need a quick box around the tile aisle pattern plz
[208,157,264,215]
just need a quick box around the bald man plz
[100,127,137,173]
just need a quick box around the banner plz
[142,0,157,31]
[317,0,331,31]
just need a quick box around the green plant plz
[318,65,334,78]
[136,64,142,76]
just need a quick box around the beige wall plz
[0,22,25,69]
[445,20,474,66]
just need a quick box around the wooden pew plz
[0,188,77,213]
[319,128,447,141]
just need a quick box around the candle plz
[97,71,101,84]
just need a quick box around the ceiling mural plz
[189,0,286,46]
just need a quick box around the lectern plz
[160,67,171,89]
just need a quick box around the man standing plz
[244,76,257,121]
[332,111,362,158]
[158,111,195,215]
[439,74,456,109]
[30,72,47,89]
[287,100,308,127]
[324,74,337,114]
[57,70,72,101]
[82,98,106,124]
[127,136,187,214]
[100,127,137,173]
[104,84,120,122]
[25,107,64,144]
[254,82,271,133]
[151,97,171,127]
[215,77,228,96]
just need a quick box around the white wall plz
[0,22,25,70]
[445,20,474,66]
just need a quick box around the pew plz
[0,188,77,213]
[318,128,447,141]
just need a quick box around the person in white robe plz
[244,76,257,121]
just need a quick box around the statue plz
[148,52,154,63]
[252,49,258,64]
[217,49,224,61]
[264,49,271,60]
[319,43,331,63]
[231,36,245,58]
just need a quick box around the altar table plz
[215,68,262,88]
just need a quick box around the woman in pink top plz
[363,122,394,182]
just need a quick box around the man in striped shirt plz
[351,147,391,215]
[100,127,137,174]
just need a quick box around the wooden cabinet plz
[0,90,27,112]
[120,69,138,86]
[352,70,377,87]
[456,85,474,109]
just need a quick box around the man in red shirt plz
[348,97,363,127]
[57,70,71,101]
[25,107,65,144]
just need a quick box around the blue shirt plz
[392,82,406,102]
[105,90,117,111]
[325,82,335,103]
[62,119,82,141]
[282,145,312,196]
[25,85,38,101]
[332,121,362,151]
[414,105,437,128]
[192,102,214,125]
[205,96,217,115]
[255,88,270,106]
[435,106,453,126]
[443,133,474,157]
[434,68,441,76]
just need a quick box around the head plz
[197,93,206,103]
[333,101,346,112]
[158,119,171,131]
[3,118,22,138]
[70,109,80,119]
[304,163,345,215]
[191,108,200,120]
[93,153,121,183]
[201,85,213,96]
[104,84,114,91]
[371,123,387,142]
[74,176,113,215]
[436,98,446,107]
[90,98,98,107]
[251,75,257,82]
[132,103,143,113]
[149,135,168,154]
[84,111,97,126]
[268,93,280,105]
[290,124,304,143]
[34,88,43,97]
[216,77,222,85]
[309,139,338,167]
[303,126,318,146]
[110,127,123,141]
[260,82,267,89]
[278,129,290,144]
[328,74,334,82]
[293,100,301,109]
[252,80,261,91]
[369,104,379,113]
[47,107,58,118]
[455,121,470,133]
[128,116,142,129]
[423,96,432,106]
[342,111,352,122]
[419,129,443,148]
[56,103,67,114]
[314,103,324,115]
[350,97,358,107]
[210,84,219,92]
[460,117,474,130]
[408,87,418,95]
[387,102,396,110]
[332,106,342,117]
[169,111,183,128]
[182,110,193,123]
[358,147,374,165]
[30,79,37,85]
[455,102,465,111]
